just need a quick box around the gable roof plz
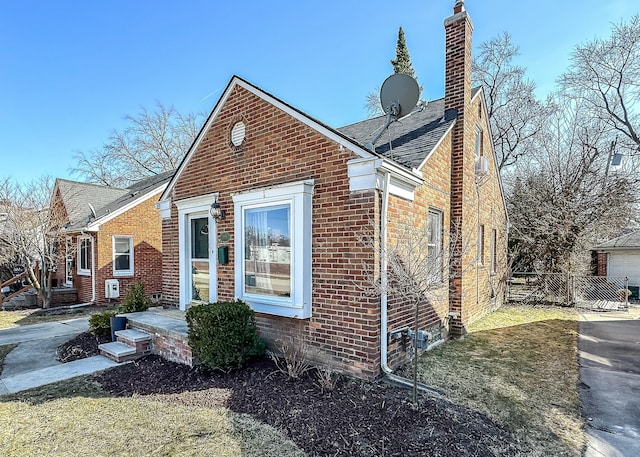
[161,75,420,202]
[594,230,640,250]
[338,98,457,170]
[338,87,483,170]
[55,180,128,228]
[55,171,173,232]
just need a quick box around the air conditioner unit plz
[105,279,120,299]
[475,156,489,175]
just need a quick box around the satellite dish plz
[379,73,420,119]
[366,73,420,150]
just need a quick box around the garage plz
[607,251,640,286]
[595,230,640,300]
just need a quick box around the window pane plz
[115,238,131,254]
[191,260,209,302]
[80,239,90,270]
[191,218,209,259]
[244,205,291,297]
[115,254,130,271]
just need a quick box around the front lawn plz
[0,304,583,456]
[0,306,117,329]
[0,377,304,457]
[416,305,584,456]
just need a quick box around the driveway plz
[579,308,640,457]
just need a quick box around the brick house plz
[51,172,171,305]
[157,1,508,379]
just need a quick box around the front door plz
[186,214,215,304]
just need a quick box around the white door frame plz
[176,194,219,310]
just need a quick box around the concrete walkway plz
[0,318,118,395]
[579,306,640,457]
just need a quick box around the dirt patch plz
[93,354,522,456]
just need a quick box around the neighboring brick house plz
[51,172,171,305]
[157,1,508,379]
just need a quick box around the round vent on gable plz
[230,121,246,147]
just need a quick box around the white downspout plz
[379,170,444,396]
[380,170,392,374]
[90,234,96,303]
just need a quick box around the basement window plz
[233,180,313,319]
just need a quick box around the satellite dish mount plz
[366,74,420,150]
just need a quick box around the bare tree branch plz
[70,101,203,187]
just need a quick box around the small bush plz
[268,331,313,380]
[88,310,117,337]
[186,300,265,370]
[120,281,152,313]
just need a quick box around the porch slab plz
[122,310,188,343]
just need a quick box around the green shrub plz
[186,300,265,370]
[88,310,117,337]
[120,281,152,314]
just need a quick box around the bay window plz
[233,180,313,318]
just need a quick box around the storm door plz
[187,214,212,303]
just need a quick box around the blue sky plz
[1,0,637,184]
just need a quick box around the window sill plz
[113,271,134,277]
[77,270,91,277]
[243,298,311,319]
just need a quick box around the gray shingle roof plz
[57,171,174,231]
[56,180,128,228]
[594,230,640,250]
[338,88,481,170]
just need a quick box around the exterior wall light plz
[210,194,226,221]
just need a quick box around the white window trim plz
[427,208,444,280]
[490,229,497,275]
[65,236,74,286]
[77,236,92,276]
[233,180,313,319]
[112,235,134,276]
[175,193,219,310]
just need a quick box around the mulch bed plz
[59,332,522,456]
[57,332,110,363]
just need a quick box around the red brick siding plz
[445,8,508,336]
[385,132,452,367]
[164,85,381,379]
[596,252,608,276]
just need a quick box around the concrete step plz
[115,328,152,343]
[115,329,152,356]
[99,341,143,363]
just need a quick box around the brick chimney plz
[445,0,474,337]
[444,0,473,115]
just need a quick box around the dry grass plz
[0,343,18,376]
[417,305,584,457]
[0,310,26,329]
[0,306,114,329]
[0,378,304,457]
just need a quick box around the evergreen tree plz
[365,26,421,117]
[390,27,417,80]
